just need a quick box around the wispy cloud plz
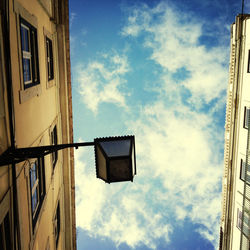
[70,12,77,28]
[77,52,130,114]
[122,2,228,106]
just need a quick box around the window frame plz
[237,207,250,239]
[20,17,40,89]
[14,2,42,103]
[0,212,11,250]
[240,159,250,185]
[51,125,58,168]
[29,157,46,229]
[247,50,250,73]
[54,201,60,248]
[46,36,54,81]
[0,191,13,250]
[240,159,246,181]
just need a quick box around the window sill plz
[19,84,42,103]
[47,79,55,89]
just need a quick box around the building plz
[220,14,250,250]
[0,0,76,249]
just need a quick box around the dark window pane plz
[51,126,58,167]
[32,189,38,213]
[31,30,38,82]
[4,213,11,249]
[46,37,54,80]
[55,202,60,247]
[248,50,250,73]
[22,58,31,83]
[0,213,12,250]
[30,162,37,188]
[0,226,4,250]
[244,107,250,129]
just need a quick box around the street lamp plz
[95,136,136,183]
[0,135,136,183]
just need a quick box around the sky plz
[69,0,250,249]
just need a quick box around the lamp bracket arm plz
[0,142,95,167]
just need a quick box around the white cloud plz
[129,101,223,246]
[75,98,223,248]
[122,2,228,105]
[75,148,172,249]
[77,52,130,114]
[70,12,77,28]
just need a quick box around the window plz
[51,125,58,168]
[237,208,250,237]
[244,107,250,129]
[240,159,250,185]
[237,208,243,229]
[54,202,60,248]
[46,37,54,81]
[20,17,39,89]
[30,158,45,228]
[0,213,12,250]
[248,50,250,73]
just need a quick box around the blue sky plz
[69,0,250,249]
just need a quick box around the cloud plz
[77,52,130,114]
[75,147,173,249]
[129,100,223,246]
[122,2,228,105]
[75,1,228,249]
[75,100,223,248]
[70,12,77,28]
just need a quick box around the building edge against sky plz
[220,14,250,250]
[0,0,75,249]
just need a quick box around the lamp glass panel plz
[131,144,135,176]
[109,159,131,182]
[99,139,131,157]
[96,145,107,180]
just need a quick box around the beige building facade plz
[220,14,250,250]
[0,0,75,249]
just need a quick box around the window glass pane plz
[248,50,250,73]
[241,160,250,184]
[39,158,45,196]
[51,126,58,167]
[55,203,60,246]
[46,37,54,80]
[3,213,11,249]
[30,162,37,188]
[21,25,29,52]
[237,208,242,228]
[0,226,4,250]
[32,189,38,213]
[22,58,31,83]
[245,108,250,128]
[241,161,246,181]
[31,30,38,82]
